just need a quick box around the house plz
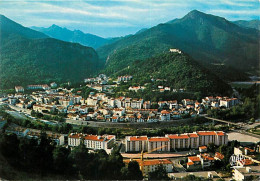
[201,153,215,168]
[50,82,57,88]
[234,146,255,156]
[214,152,224,160]
[128,86,145,92]
[169,48,182,54]
[160,110,171,121]
[187,156,201,170]
[118,75,133,82]
[143,101,151,109]
[111,116,119,122]
[199,146,207,153]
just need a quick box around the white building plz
[68,133,116,152]
[125,136,148,152]
[147,137,170,152]
[15,86,24,93]
[233,166,260,181]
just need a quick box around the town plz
[0,75,259,180]
[8,74,240,124]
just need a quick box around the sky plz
[0,0,259,37]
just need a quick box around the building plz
[233,166,260,181]
[68,133,116,152]
[15,86,24,93]
[118,75,133,82]
[125,131,228,153]
[147,137,170,152]
[27,84,50,90]
[83,134,116,151]
[197,131,228,146]
[199,146,207,153]
[125,136,148,152]
[169,48,182,54]
[167,134,190,150]
[124,159,173,176]
[160,110,171,121]
[50,82,57,88]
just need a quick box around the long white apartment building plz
[125,131,228,152]
[68,133,116,151]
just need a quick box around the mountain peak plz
[184,10,209,19]
[50,24,61,28]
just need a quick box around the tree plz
[148,164,170,181]
[53,146,71,173]
[123,161,143,180]
[69,143,89,179]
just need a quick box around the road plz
[121,151,189,159]
[205,116,240,126]
[7,104,58,125]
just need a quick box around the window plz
[175,140,178,148]
[180,139,183,148]
[185,139,188,148]
[139,141,142,151]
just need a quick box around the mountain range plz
[0,10,259,92]
[31,25,113,49]
[0,15,101,89]
[97,10,259,76]
[233,20,260,30]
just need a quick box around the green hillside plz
[98,10,258,76]
[0,15,100,89]
[113,52,231,95]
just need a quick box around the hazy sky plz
[0,0,259,37]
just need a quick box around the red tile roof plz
[199,146,207,150]
[187,162,194,166]
[167,134,189,139]
[188,156,201,162]
[215,152,224,160]
[124,159,172,166]
[161,110,170,114]
[240,159,254,166]
[129,136,148,141]
[197,131,217,136]
[216,131,225,136]
[148,137,169,142]
[188,133,199,138]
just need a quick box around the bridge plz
[205,116,240,126]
